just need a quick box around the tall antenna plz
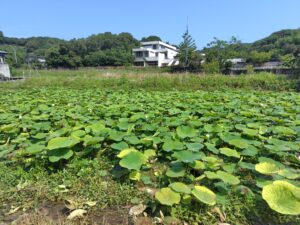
[185,16,189,70]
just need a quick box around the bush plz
[203,61,220,74]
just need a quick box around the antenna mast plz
[185,17,189,69]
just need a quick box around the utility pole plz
[9,46,18,65]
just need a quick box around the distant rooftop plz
[141,41,177,50]
[0,51,8,55]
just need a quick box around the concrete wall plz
[0,64,11,78]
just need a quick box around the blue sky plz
[1,0,300,48]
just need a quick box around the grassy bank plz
[2,68,296,91]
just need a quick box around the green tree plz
[141,36,162,42]
[178,29,197,68]
[247,51,272,65]
[0,31,4,44]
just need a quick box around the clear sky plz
[1,0,300,48]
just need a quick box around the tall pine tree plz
[178,27,197,68]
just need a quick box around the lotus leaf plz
[255,162,281,175]
[155,188,181,206]
[220,148,240,158]
[166,163,186,177]
[48,149,74,162]
[262,180,300,215]
[192,186,216,205]
[172,150,202,163]
[119,151,146,170]
[162,140,184,152]
[26,144,45,154]
[169,182,191,194]
[273,126,296,136]
[47,137,80,150]
[176,126,197,139]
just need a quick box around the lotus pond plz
[1,88,300,223]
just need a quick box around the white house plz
[0,51,11,79]
[133,41,179,67]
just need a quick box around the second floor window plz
[136,52,143,57]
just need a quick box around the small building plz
[226,58,247,69]
[133,41,179,67]
[0,51,11,79]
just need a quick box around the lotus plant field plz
[1,88,300,216]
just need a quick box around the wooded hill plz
[0,29,299,69]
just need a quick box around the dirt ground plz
[0,202,136,225]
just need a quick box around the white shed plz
[0,51,11,79]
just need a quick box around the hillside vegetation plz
[0,29,300,70]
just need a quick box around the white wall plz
[0,64,11,78]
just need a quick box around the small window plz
[144,51,149,57]
[153,45,157,49]
[155,53,158,57]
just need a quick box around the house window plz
[135,51,143,58]
[147,61,158,66]
[144,51,149,57]
[155,53,158,57]
[134,62,144,66]
[153,45,157,49]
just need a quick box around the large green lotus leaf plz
[48,149,74,162]
[176,126,197,139]
[111,141,129,151]
[204,124,223,133]
[90,122,108,135]
[241,146,258,157]
[205,171,219,179]
[238,162,255,170]
[256,179,273,188]
[124,135,140,145]
[109,131,125,142]
[166,163,186,177]
[205,143,219,154]
[255,162,281,175]
[162,140,184,152]
[186,143,204,152]
[273,126,296,136]
[33,133,47,140]
[117,148,138,158]
[169,182,191,194]
[119,151,146,170]
[71,130,86,141]
[25,144,45,154]
[227,138,249,149]
[220,148,240,158]
[242,128,258,137]
[0,124,16,132]
[258,157,285,169]
[189,160,205,170]
[83,136,104,146]
[192,186,216,206]
[47,137,80,150]
[117,121,132,131]
[205,171,240,185]
[216,171,240,185]
[172,150,202,163]
[278,169,300,180]
[155,188,181,206]
[262,181,300,215]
